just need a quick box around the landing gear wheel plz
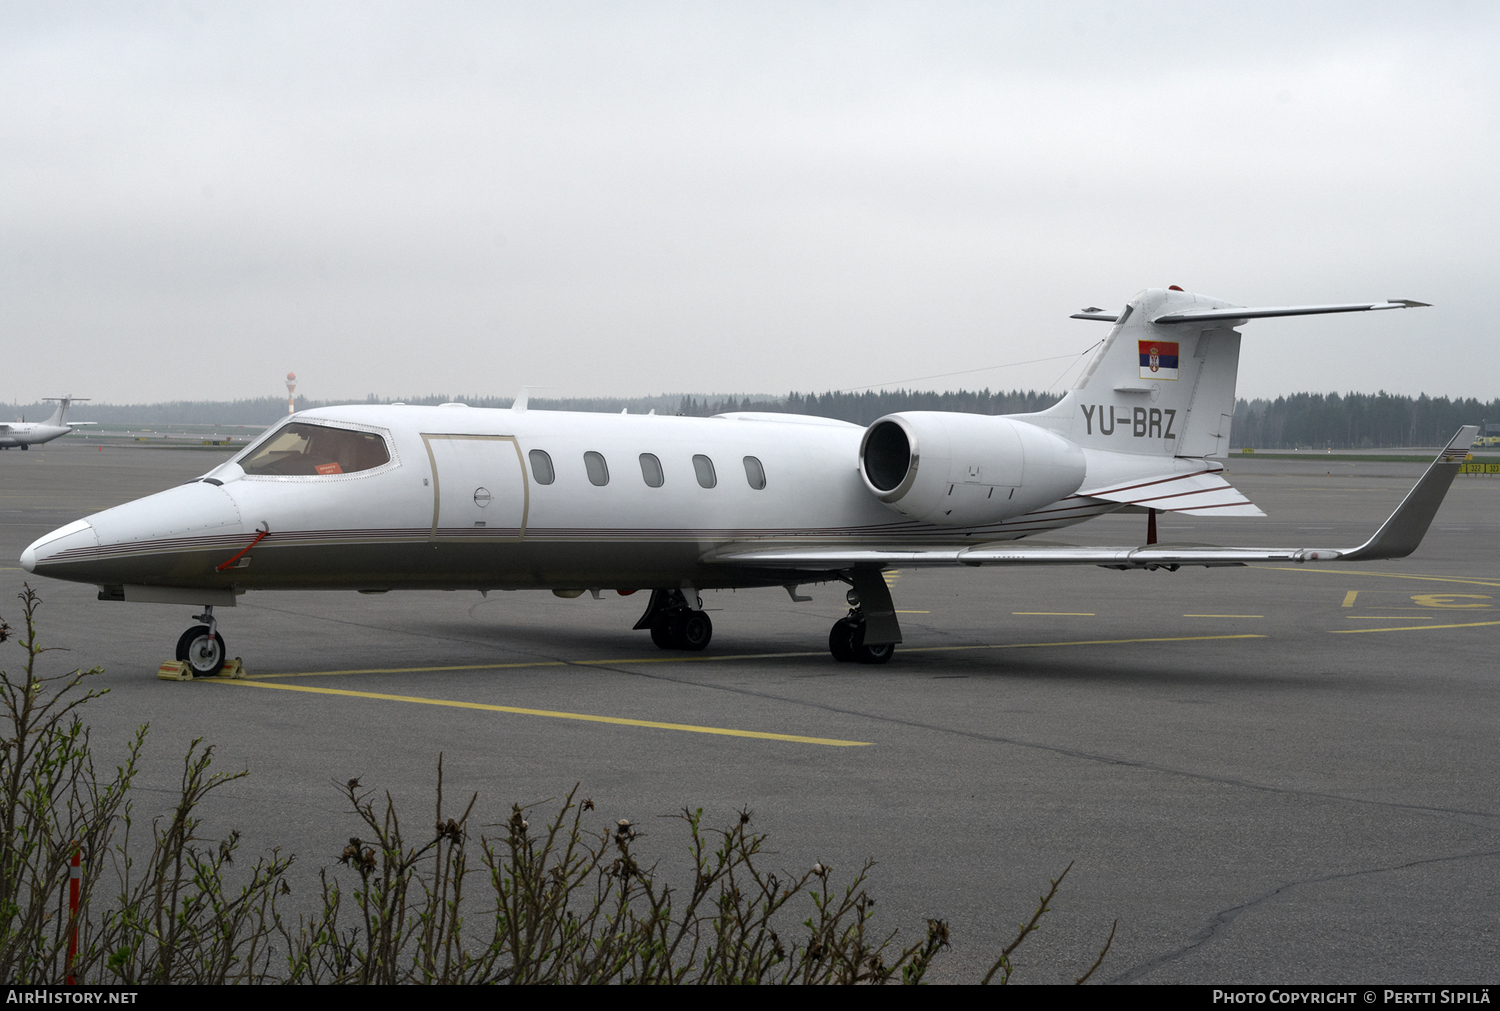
[649,614,675,650]
[829,619,857,662]
[669,610,712,651]
[183,628,227,677]
[175,626,207,661]
[852,637,895,665]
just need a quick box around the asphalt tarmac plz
[2,440,1497,984]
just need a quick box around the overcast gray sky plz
[3,2,1496,405]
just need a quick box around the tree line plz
[8,389,1497,448]
[1231,392,1500,449]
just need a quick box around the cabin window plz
[639,453,664,488]
[528,449,555,485]
[240,422,389,476]
[584,451,610,486]
[743,456,766,490]
[692,454,717,489]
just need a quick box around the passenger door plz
[421,434,528,539]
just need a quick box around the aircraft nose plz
[22,519,100,574]
[23,482,245,586]
[86,481,244,549]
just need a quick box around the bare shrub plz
[1,587,1112,984]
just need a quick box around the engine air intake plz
[863,421,912,492]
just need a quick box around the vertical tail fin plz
[44,397,70,426]
[1030,288,1241,458]
[41,396,88,427]
[1024,290,1428,459]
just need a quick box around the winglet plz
[1339,426,1479,561]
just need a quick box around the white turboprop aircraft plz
[0,397,94,450]
[20,288,1475,676]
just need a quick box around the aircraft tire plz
[175,626,207,661]
[852,639,895,665]
[670,610,712,651]
[828,619,857,662]
[649,614,675,650]
[183,628,227,677]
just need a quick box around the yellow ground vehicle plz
[1472,423,1500,449]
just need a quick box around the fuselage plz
[0,423,71,449]
[20,404,1126,594]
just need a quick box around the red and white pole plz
[66,845,80,984]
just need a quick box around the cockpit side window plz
[240,423,391,476]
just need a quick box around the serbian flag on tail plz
[1139,340,1179,380]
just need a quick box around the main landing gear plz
[828,588,895,664]
[634,588,713,651]
[826,568,902,664]
[175,606,227,677]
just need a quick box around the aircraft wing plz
[705,427,1477,573]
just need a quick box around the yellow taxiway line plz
[191,617,1495,744]
[211,679,872,747]
[210,633,1273,748]
[1330,620,1500,634]
[1263,567,1500,589]
[246,652,823,679]
[901,634,1265,654]
[246,633,1267,681]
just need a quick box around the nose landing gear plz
[175,606,227,677]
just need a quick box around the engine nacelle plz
[859,412,1086,526]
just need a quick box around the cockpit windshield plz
[240,422,390,476]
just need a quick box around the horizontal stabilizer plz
[1151,300,1428,325]
[1078,470,1265,517]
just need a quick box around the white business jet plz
[0,397,94,450]
[20,288,1474,676]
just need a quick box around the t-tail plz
[41,396,90,427]
[1027,288,1428,459]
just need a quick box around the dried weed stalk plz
[2,587,1112,984]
